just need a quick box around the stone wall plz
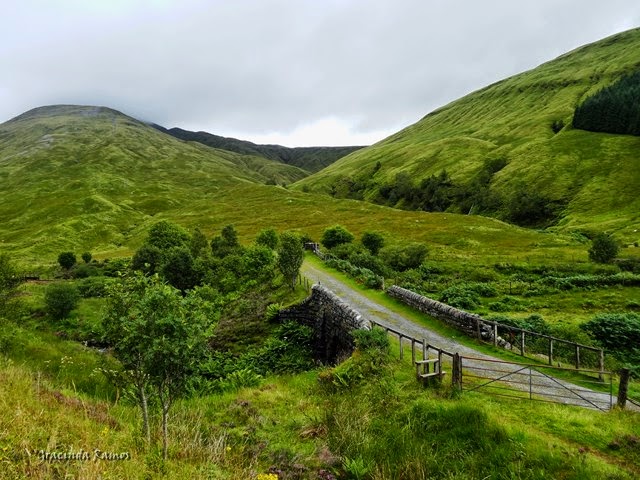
[387,285,495,341]
[278,284,369,364]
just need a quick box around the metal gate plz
[460,356,613,411]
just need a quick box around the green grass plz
[1,336,638,480]
[295,28,640,242]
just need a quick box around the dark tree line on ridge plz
[573,69,640,135]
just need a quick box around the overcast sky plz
[1,1,639,147]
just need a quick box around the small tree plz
[102,273,214,458]
[45,282,80,320]
[146,220,190,250]
[81,252,92,264]
[211,224,242,258]
[189,227,208,258]
[321,225,354,250]
[278,232,304,289]
[256,227,279,250]
[361,231,385,256]
[589,233,619,263]
[58,251,77,270]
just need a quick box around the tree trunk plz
[137,382,151,444]
[161,397,170,460]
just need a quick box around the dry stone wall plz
[387,285,496,341]
[278,284,369,364]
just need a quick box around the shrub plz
[588,233,619,263]
[381,243,428,272]
[57,251,77,270]
[45,282,80,320]
[321,225,354,250]
[81,252,92,264]
[361,231,385,255]
[76,277,113,298]
[71,263,100,279]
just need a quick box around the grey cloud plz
[2,0,639,145]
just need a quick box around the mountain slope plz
[0,105,584,265]
[0,105,305,256]
[153,125,365,173]
[295,28,640,241]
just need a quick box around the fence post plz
[520,332,525,356]
[452,353,462,391]
[599,350,605,381]
[475,318,481,340]
[493,324,498,347]
[575,345,580,370]
[617,368,630,409]
[548,338,554,366]
[399,335,404,360]
[422,338,427,361]
[411,339,416,366]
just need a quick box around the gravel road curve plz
[301,261,633,412]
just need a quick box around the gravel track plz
[301,261,632,412]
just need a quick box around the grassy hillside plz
[0,105,306,260]
[0,104,598,267]
[154,125,364,173]
[295,28,640,242]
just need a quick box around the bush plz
[57,251,77,270]
[71,263,100,279]
[81,252,92,264]
[381,243,428,272]
[361,231,385,255]
[45,282,80,320]
[589,233,619,263]
[76,277,113,298]
[321,225,355,250]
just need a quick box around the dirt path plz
[301,261,631,412]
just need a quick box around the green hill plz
[0,104,586,266]
[152,125,365,173]
[294,28,640,242]
[0,105,307,258]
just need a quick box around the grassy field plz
[1,329,639,479]
[294,28,640,241]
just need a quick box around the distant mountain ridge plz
[152,125,365,173]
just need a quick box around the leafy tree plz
[102,273,214,458]
[278,232,304,289]
[131,243,163,275]
[242,245,275,279]
[146,220,190,250]
[321,225,354,250]
[45,282,80,320]
[81,252,92,264]
[211,224,242,258]
[0,253,21,310]
[58,251,77,270]
[581,313,640,367]
[361,231,385,256]
[256,227,279,250]
[161,246,198,292]
[189,227,209,258]
[588,233,619,263]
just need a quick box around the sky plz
[1,1,639,147]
